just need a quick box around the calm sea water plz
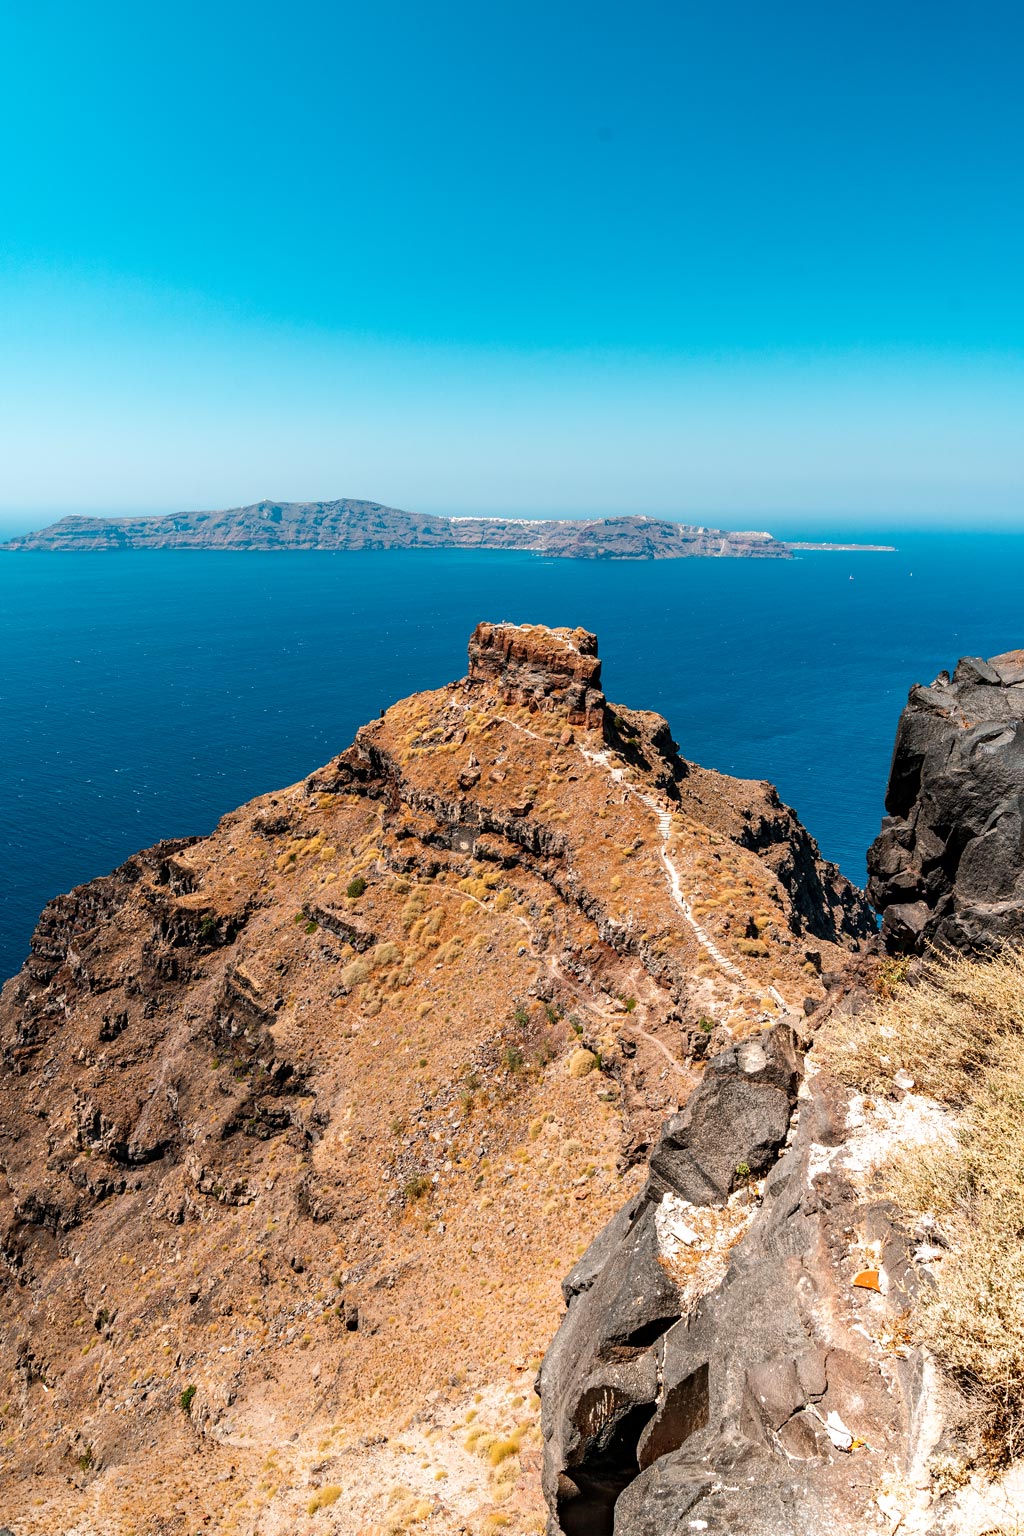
[3,535,1023,982]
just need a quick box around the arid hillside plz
[538,645,1024,1536]
[0,623,871,1536]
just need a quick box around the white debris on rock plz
[807,1090,957,1196]
[810,1406,859,1449]
[655,1188,757,1309]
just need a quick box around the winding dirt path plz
[574,742,760,997]
[475,708,782,1015]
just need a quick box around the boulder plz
[647,1027,801,1206]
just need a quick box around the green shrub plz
[346,876,367,899]
[502,1044,525,1073]
[179,1384,196,1415]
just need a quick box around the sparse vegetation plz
[307,1484,342,1514]
[823,946,1024,1459]
[179,1384,196,1415]
[568,1048,598,1079]
[875,954,911,998]
[341,956,372,989]
[502,1044,525,1074]
[346,876,367,899]
[487,1428,524,1465]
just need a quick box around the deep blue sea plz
[3,535,1024,983]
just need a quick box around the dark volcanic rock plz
[539,1029,931,1536]
[867,649,1024,952]
[647,1027,800,1206]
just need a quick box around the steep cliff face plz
[867,649,1024,952]
[0,624,869,1535]
[466,623,607,728]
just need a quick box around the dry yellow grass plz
[822,946,1024,1458]
[307,1484,342,1514]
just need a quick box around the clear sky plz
[1,0,1021,529]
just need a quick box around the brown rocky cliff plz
[0,623,871,1535]
[466,622,606,728]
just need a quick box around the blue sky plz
[1,0,1021,529]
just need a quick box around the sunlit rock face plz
[868,649,1024,953]
[466,622,606,727]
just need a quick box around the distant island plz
[0,499,896,558]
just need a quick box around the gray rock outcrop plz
[539,1022,933,1536]
[867,649,1024,952]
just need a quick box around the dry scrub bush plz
[822,946,1024,1459]
[341,957,372,989]
[307,1484,342,1514]
[373,941,403,967]
[367,1486,433,1536]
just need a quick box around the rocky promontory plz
[0,622,871,1534]
[8,624,1020,1536]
